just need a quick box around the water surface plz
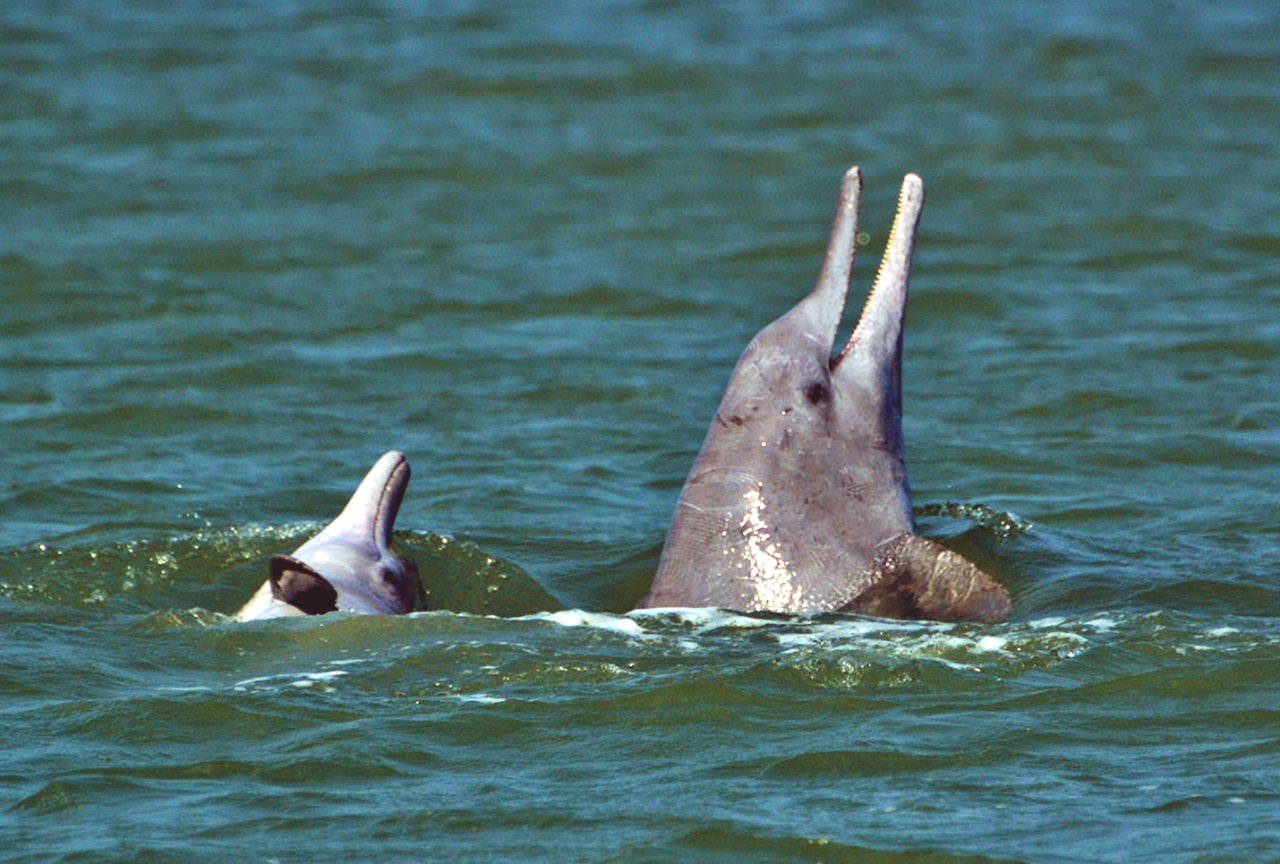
[3,2,1280,862]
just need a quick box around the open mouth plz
[800,168,924,377]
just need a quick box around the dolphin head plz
[237,450,421,620]
[641,168,1008,621]
[714,168,919,504]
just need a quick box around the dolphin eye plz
[804,382,829,405]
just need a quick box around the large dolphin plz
[237,450,421,620]
[639,168,1010,622]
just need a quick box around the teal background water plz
[4,2,1280,862]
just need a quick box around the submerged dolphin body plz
[237,450,420,620]
[640,168,1010,622]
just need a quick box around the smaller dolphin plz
[639,168,1010,622]
[237,451,421,620]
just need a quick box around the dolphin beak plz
[331,450,411,553]
[786,166,863,362]
[833,173,924,375]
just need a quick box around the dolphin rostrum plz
[639,168,1010,622]
[237,450,421,620]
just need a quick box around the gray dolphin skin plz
[639,167,1010,622]
[237,450,420,620]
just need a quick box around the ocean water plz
[3,1,1280,862]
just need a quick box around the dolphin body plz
[237,450,421,620]
[639,168,1010,622]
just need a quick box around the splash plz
[916,501,1033,539]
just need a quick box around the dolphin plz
[639,168,1010,622]
[236,450,421,620]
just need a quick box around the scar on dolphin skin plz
[237,450,421,620]
[639,167,1011,623]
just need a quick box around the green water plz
[3,2,1280,862]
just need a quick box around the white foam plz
[233,675,274,690]
[773,632,818,648]
[535,609,646,636]
[453,693,505,704]
[629,606,774,630]
[233,668,347,692]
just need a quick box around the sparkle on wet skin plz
[737,485,802,610]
